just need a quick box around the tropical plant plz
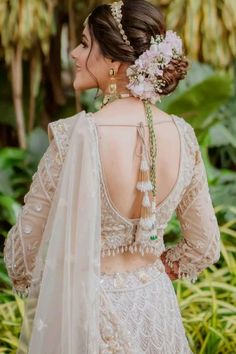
[157,0,236,69]
[0,0,104,148]
[0,256,23,353]
[176,205,236,353]
[158,61,236,206]
[0,0,57,148]
[0,127,48,238]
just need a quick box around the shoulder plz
[47,110,93,161]
[47,111,86,140]
[172,114,199,151]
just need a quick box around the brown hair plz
[87,0,189,95]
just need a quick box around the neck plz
[101,92,133,108]
[103,85,131,96]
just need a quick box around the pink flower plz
[138,74,145,83]
[149,44,160,56]
[126,29,184,104]
[132,83,145,96]
[147,64,163,77]
[165,30,183,55]
[158,42,172,58]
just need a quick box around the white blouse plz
[3,111,221,297]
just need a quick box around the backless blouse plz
[3,111,221,296]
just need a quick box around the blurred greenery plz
[0,0,236,353]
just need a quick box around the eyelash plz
[80,41,88,48]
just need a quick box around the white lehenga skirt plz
[99,259,193,354]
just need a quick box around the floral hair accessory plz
[126,30,183,104]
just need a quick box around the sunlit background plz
[0,1,236,353]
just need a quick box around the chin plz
[73,78,96,92]
[73,79,84,91]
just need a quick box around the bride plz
[4,0,221,353]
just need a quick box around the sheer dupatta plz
[17,112,101,354]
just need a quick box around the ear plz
[104,57,121,74]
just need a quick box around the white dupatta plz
[17,112,101,354]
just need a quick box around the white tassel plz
[121,246,124,253]
[108,249,111,256]
[140,216,155,229]
[152,200,156,213]
[140,158,149,172]
[136,181,153,192]
[142,192,151,208]
[134,244,138,252]
[112,249,115,256]
[151,213,156,223]
[116,247,120,255]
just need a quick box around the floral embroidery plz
[36,318,48,332]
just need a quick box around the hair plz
[87,0,189,96]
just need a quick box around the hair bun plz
[161,56,190,95]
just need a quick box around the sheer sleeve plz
[164,124,221,282]
[3,137,62,297]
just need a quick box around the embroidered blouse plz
[3,111,221,296]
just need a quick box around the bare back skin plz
[93,98,181,274]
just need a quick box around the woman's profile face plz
[70,25,112,92]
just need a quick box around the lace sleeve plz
[3,138,62,297]
[164,124,221,282]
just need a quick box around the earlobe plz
[103,57,121,75]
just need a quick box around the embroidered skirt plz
[99,259,193,354]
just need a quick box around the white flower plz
[150,44,160,56]
[147,64,163,77]
[126,67,134,76]
[126,29,184,104]
[158,42,173,58]
[132,83,145,96]
[165,30,183,55]
[138,74,145,82]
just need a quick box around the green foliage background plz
[0,1,236,353]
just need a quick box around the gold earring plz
[108,68,117,96]
[101,68,119,107]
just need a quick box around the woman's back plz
[95,98,181,220]
[93,99,185,273]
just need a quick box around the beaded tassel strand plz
[136,100,158,242]
[136,135,153,228]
